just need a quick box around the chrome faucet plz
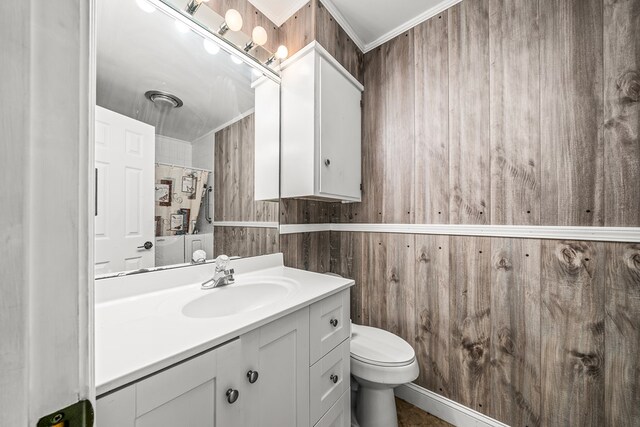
[201,255,235,289]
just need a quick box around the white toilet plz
[350,324,419,427]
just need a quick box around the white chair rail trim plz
[279,223,640,243]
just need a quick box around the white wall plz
[156,134,193,167]
[0,0,93,423]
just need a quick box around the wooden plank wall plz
[213,226,279,258]
[279,0,640,425]
[214,113,279,223]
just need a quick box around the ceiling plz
[250,0,460,53]
[96,0,256,142]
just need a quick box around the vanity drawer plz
[314,388,350,427]
[310,289,350,364]
[310,338,350,425]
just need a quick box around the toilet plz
[350,324,419,427]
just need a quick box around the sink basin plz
[182,279,298,319]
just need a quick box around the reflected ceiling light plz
[230,55,243,65]
[145,90,184,109]
[244,26,268,52]
[184,0,209,15]
[265,45,289,66]
[136,0,156,13]
[252,69,263,78]
[174,19,190,34]
[203,39,220,55]
[218,9,243,35]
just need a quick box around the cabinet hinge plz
[360,100,363,108]
[360,183,363,191]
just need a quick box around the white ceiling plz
[249,0,460,53]
[96,0,256,142]
[248,0,309,26]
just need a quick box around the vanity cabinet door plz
[96,339,244,427]
[242,308,310,427]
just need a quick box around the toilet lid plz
[350,324,416,367]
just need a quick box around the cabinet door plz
[243,308,310,427]
[318,55,362,201]
[96,339,245,427]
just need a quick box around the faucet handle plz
[215,254,230,271]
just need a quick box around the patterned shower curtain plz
[154,164,209,236]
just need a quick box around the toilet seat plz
[350,324,415,367]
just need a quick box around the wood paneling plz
[213,227,279,258]
[280,199,337,224]
[280,231,330,273]
[605,243,640,425]
[489,238,541,426]
[414,13,450,224]
[415,235,451,396]
[604,0,640,227]
[448,1,491,225]
[279,2,315,59]
[345,32,415,224]
[362,233,416,346]
[449,236,492,413]
[540,0,604,226]
[314,1,363,84]
[489,0,540,225]
[214,114,279,223]
[541,240,605,426]
[331,232,363,322]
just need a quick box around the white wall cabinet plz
[280,42,363,202]
[96,289,351,427]
[253,77,280,202]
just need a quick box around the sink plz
[182,278,298,319]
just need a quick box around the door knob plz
[137,241,153,250]
[226,388,239,404]
[330,374,339,384]
[247,370,259,384]
[329,318,338,327]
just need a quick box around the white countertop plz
[95,254,354,396]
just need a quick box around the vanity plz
[95,254,353,427]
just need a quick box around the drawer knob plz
[329,318,338,327]
[247,370,259,384]
[226,388,239,404]
[330,374,339,384]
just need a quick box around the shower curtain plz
[154,164,209,236]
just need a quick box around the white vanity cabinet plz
[96,289,351,427]
[280,41,364,202]
[96,338,245,427]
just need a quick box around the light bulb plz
[231,55,243,65]
[136,0,155,13]
[225,9,243,32]
[275,45,289,59]
[203,39,220,55]
[174,20,189,34]
[252,26,268,46]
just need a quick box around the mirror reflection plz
[95,0,280,277]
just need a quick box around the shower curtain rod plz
[155,161,212,173]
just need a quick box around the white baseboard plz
[394,383,509,427]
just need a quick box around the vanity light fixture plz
[265,45,289,66]
[218,9,243,35]
[184,0,209,16]
[244,26,268,52]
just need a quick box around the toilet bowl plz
[350,324,419,427]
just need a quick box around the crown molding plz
[362,0,463,52]
[318,0,366,53]
[248,0,309,27]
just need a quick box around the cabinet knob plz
[247,370,259,384]
[226,388,239,404]
[329,318,338,327]
[324,158,331,166]
[330,374,339,384]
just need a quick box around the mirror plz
[95,0,280,277]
